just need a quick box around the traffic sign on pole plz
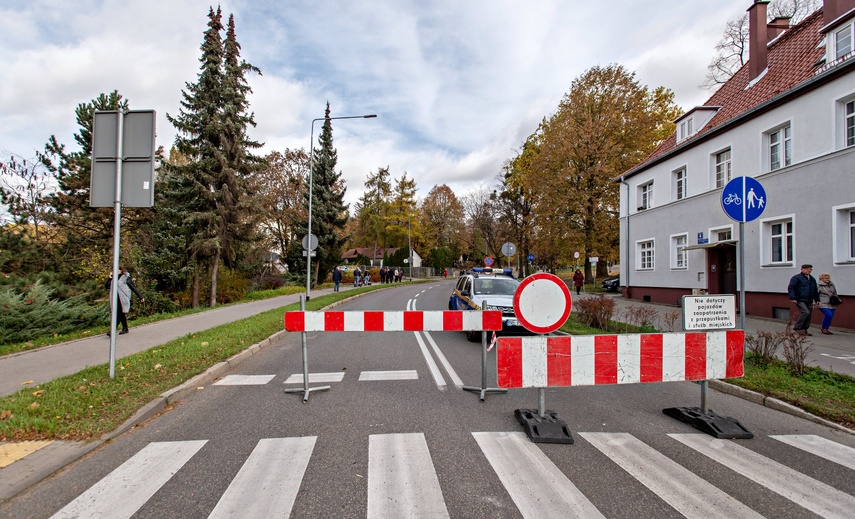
[722,176,766,222]
[513,273,571,334]
[484,256,494,267]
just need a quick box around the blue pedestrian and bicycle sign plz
[721,176,767,222]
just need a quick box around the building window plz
[846,100,854,148]
[766,219,793,263]
[835,24,852,60]
[671,234,688,269]
[673,168,686,201]
[637,240,654,270]
[832,203,855,263]
[711,226,732,242]
[714,149,731,188]
[678,118,694,141]
[769,125,792,170]
[638,181,653,210]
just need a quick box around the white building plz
[619,0,854,328]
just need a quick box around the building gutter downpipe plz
[620,175,630,299]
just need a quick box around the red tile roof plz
[623,9,827,178]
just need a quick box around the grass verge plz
[0,284,386,441]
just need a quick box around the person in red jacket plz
[572,269,584,295]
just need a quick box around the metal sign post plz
[284,295,331,403]
[91,110,156,379]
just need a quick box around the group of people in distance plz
[331,265,404,292]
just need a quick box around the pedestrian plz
[572,269,584,295]
[332,267,343,292]
[394,268,401,282]
[443,268,448,278]
[364,271,371,286]
[787,264,820,336]
[817,272,841,335]
[354,266,361,287]
[104,266,144,336]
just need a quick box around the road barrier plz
[496,330,752,442]
[283,304,504,402]
[497,331,744,388]
[284,310,503,332]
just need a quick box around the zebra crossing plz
[48,432,855,518]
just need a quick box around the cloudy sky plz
[0,0,751,208]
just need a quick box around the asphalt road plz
[2,280,854,518]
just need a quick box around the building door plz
[717,247,737,295]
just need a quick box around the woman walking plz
[572,269,584,296]
[818,272,841,335]
[105,266,144,336]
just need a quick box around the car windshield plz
[473,277,518,296]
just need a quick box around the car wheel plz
[466,330,480,342]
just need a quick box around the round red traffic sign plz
[484,256,494,267]
[513,273,572,334]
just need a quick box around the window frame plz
[759,214,796,267]
[638,181,654,211]
[832,202,855,265]
[768,124,792,171]
[636,239,655,271]
[710,225,733,243]
[846,99,855,148]
[713,148,732,188]
[834,23,853,60]
[672,167,687,201]
[670,233,688,270]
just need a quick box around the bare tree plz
[700,0,821,90]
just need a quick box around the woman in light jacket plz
[104,267,145,335]
[817,272,840,335]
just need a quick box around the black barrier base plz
[514,409,574,444]
[663,407,754,439]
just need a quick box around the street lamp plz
[306,114,377,299]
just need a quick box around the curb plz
[708,379,855,435]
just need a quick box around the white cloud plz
[1,0,752,208]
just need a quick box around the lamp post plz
[407,210,412,278]
[306,114,377,300]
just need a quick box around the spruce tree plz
[297,103,350,288]
[165,7,262,306]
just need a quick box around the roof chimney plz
[824,0,855,28]
[767,16,791,41]
[748,0,770,81]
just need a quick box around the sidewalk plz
[0,285,356,397]
[572,290,855,378]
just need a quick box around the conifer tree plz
[292,103,350,288]
[165,6,262,306]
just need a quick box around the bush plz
[783,319,814,375]
[0,281,107,344]
[745,329,785,368]
[574,295,617,331]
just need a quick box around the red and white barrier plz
[284,310,503,332]
[497,331,744,388]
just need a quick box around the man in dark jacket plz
[332,267,343,292]
[787,264,820,335]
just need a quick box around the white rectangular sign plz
[682,295,737,330]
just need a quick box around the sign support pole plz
[107,110,126,379]
[463,331,508,401]
[284,295,330,403]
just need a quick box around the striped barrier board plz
[284,310,503,332]
[497,330,744,388]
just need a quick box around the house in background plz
[341,246,422,268]
[618,0,854,328]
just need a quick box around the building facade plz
[619,0,855,328]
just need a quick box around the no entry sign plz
[513,273,571,334]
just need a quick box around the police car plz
[448,268,522,341]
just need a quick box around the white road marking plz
[670,433,855,519]
[359,370,419,381]
[208,437,316,519]
[770,434,855,471]
[409,299,447,390]
[368,433,449,518]
[580,432,762,519]
[422,331,465,389]
[50,440,207,519]
[283,372,345,384]
[473,431,605,519]
[214,375,275,385]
